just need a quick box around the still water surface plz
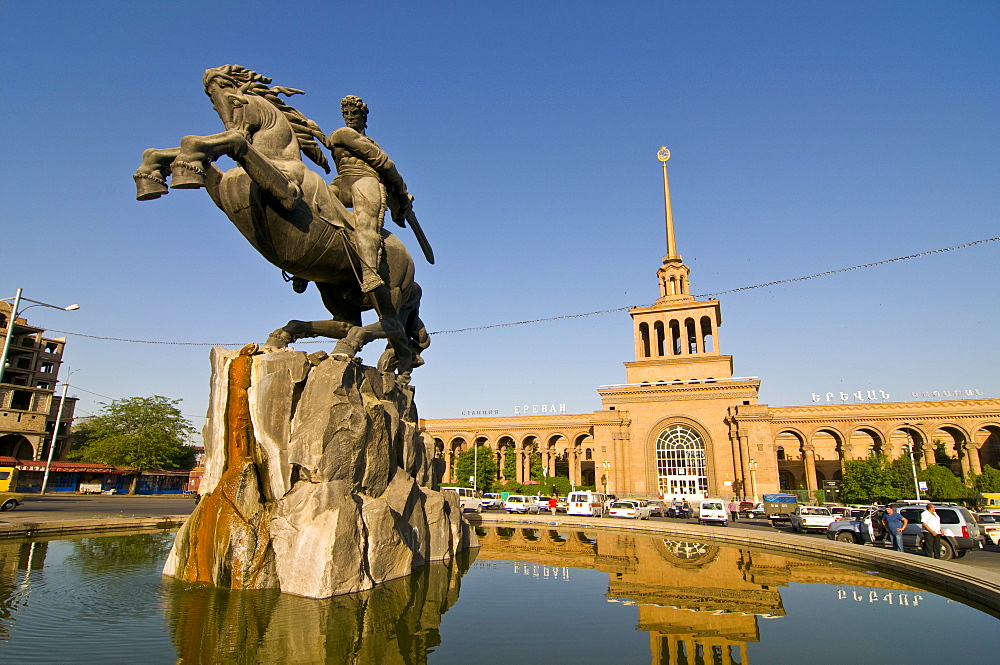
[0,527,997,664]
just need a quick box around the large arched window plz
[655,424,708,498]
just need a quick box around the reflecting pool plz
[0,526,997,664]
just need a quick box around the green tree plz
[838,456,901,504]
[933,439,954,465]
[890,456,919,500]
[68,396,196,493]
[918,464,970,502]
[502,448,516,483]
[453,445,498,493]
[973,465,1000,493]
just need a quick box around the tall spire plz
[658,146,681,262]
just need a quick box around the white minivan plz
[695,498,728,526]
[566,491,607,517]
[440,486,482,513]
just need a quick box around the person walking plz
[882,506,908,552]
[728,500,740,522]
[920,503,943,558]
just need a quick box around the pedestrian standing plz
[682,499,691,519]
[728,500,739,521]
[882,506,908,552]
[548,496,558,516]
[920,503,943,559]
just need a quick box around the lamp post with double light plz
[1,288,79,386]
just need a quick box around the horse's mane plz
[203,65,331,173]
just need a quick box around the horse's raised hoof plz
[332,338,360,359]
[169,161,207,189]
[134,173,168,200]
[264,329,292,349]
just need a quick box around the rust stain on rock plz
[181,343,273,588]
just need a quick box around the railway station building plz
[419,151,1000,501]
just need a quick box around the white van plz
[440,486,482,513]
[695,498,728,526]
[504,494,539,514]
[567,491,607,517]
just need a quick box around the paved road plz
[1,494,196,523]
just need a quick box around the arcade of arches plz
[419,157,1000,500]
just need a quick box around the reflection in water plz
[0,528,996,664]
[162,548,475,664]
[65,532,174,573]
[472,526,939,665]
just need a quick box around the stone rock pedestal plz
[163,345,476,598]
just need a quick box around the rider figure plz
[326,95,412,292]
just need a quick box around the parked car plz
[646,500,666,517]
[504,495,539,514]
[826,504,985,560]
[975,512,1000,546]
[556,497,569,512]
[788,505,837,533]
[481,493,503,509]
[534,496,555,512]
[608,500,651,520]
[439,486,482,513]
[695,499,728,526]
[738,502,765,518]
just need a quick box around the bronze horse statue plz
[133,65,428,381]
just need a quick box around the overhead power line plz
[47,236,997,345]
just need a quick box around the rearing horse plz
[133,65,428,380]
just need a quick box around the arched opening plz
[655,424,707,499]
[700,316,714,353]
[654,320,665,357]
[639,322,650,358]
[976,425,1000,469]
[776,430,806,492]
[812,429,842,486]
[669,320,681,355]
[684,317,697,354]
[497,436,516,481]
[0,434,34,460]
[779,470,797,491]
[932,426,967,475]
[849,428,883,457]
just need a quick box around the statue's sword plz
[403,209,435,265]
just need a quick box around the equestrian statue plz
[133,65,432,382]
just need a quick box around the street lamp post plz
[903,422,922,501]
[1,288,79,384]
[472,432,478,493]
[40,369,79,495]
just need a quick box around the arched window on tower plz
[639,322,650,358]
[669,320,681,355]
[685,318,697,354]
[700,316,714,353]
[654,321,665,357]
[679,275,687,295]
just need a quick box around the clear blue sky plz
[3,2,997,431]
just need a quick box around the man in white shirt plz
[920,503,943,559]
